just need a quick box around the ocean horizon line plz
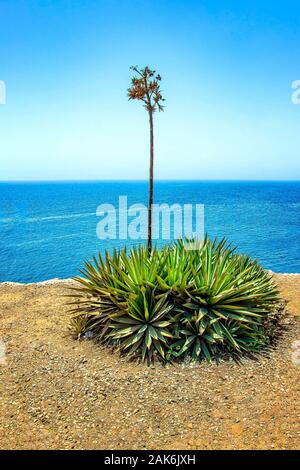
[1,178,300,184]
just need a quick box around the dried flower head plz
[127,66,165,113]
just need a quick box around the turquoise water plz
[0,180,299,282]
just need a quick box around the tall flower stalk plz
[127,66,165,253]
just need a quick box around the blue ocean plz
[0,181,299,282]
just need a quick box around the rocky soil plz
[0,274,299,450]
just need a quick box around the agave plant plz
[108,289,173,362]
[69,237,281,363]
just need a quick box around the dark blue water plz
[0,181,299,282]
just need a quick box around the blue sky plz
[0,0,299,180]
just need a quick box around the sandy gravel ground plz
[0,274,299,450]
